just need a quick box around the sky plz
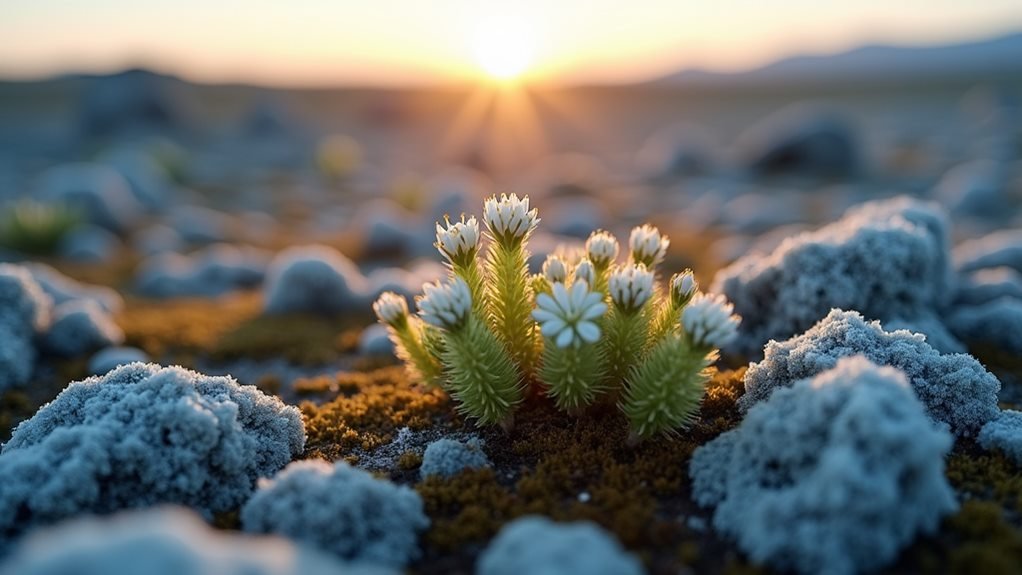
[2,0,1021,86]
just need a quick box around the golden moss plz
[118,294,261,360]
[398,451,423,471]
[211,313,363,365]
[301,366,454,461]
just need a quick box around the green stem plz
[601,305,650,388]
[441,316,524,426]
[485,240,538,376]
[453,258,486,317]
[538,339,607,411]
[391,321,444,386]
[620,335,713,440]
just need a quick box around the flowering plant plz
[374,194,740,440]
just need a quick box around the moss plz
[301,367,455,461]
[946,451,1022,513]
[945,501,1022,575]
[0,390,33,441]
[398,451,423,471]
[899,500,1022,575]
[119,294,260,359]
[211,313,363,365]
[255,374,282,396]
[411,368,748,574]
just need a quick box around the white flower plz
[542,255,568,284]
[585,230,619,267]
[670,270,698,306]
[608,264,654,312]
[533,281,607,348]
[373,291,409,327]
[629,224,669,268]
[417,277,472,329]
[483,193,539,243]
[682,293,741,349]
[573,258,596,287]
[435,215,480,265]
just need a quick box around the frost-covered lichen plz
[87,346,148,375]
[0,507,395,575]
[263,245,367,315]
[742,309,1000,436]
[712,197,953,357]
[420,437,490,479]
[948,296,1022,354]
[241,459,428,568]
[41,300,124,357]
[27,262,122,314]
[978,410,1022,465]
[882,312,965,354]
[476,516,645,575]
[954,229,1022,274]
[691,356,956,575]
[0,363,305,543]
[0,264,52,391]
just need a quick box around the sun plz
[471,15,535,82]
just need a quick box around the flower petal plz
[556,328,574,348]
[577,321,601,343]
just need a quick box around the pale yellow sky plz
[2,0,1021,86]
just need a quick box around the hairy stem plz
[538,340,607,411]
[440,316,524,426]
[620,335,713,440]
[484,240,538,376]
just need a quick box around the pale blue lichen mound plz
[712,197,953,357]
[0,363,305,543]
[476,516,646,575]
[690,357,956,575]
[741,309,1000,437]
[948,296,1022,354]
[0,507,395,575]
[241,460,428,568]
[420,437,490,479]
[262,245,368,315]
[41,300,124,357]
[978,410,1022,465]
[0,264,52,391]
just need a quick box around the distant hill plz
[653,32,1022,87]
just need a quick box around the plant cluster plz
[374,193,740,440]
